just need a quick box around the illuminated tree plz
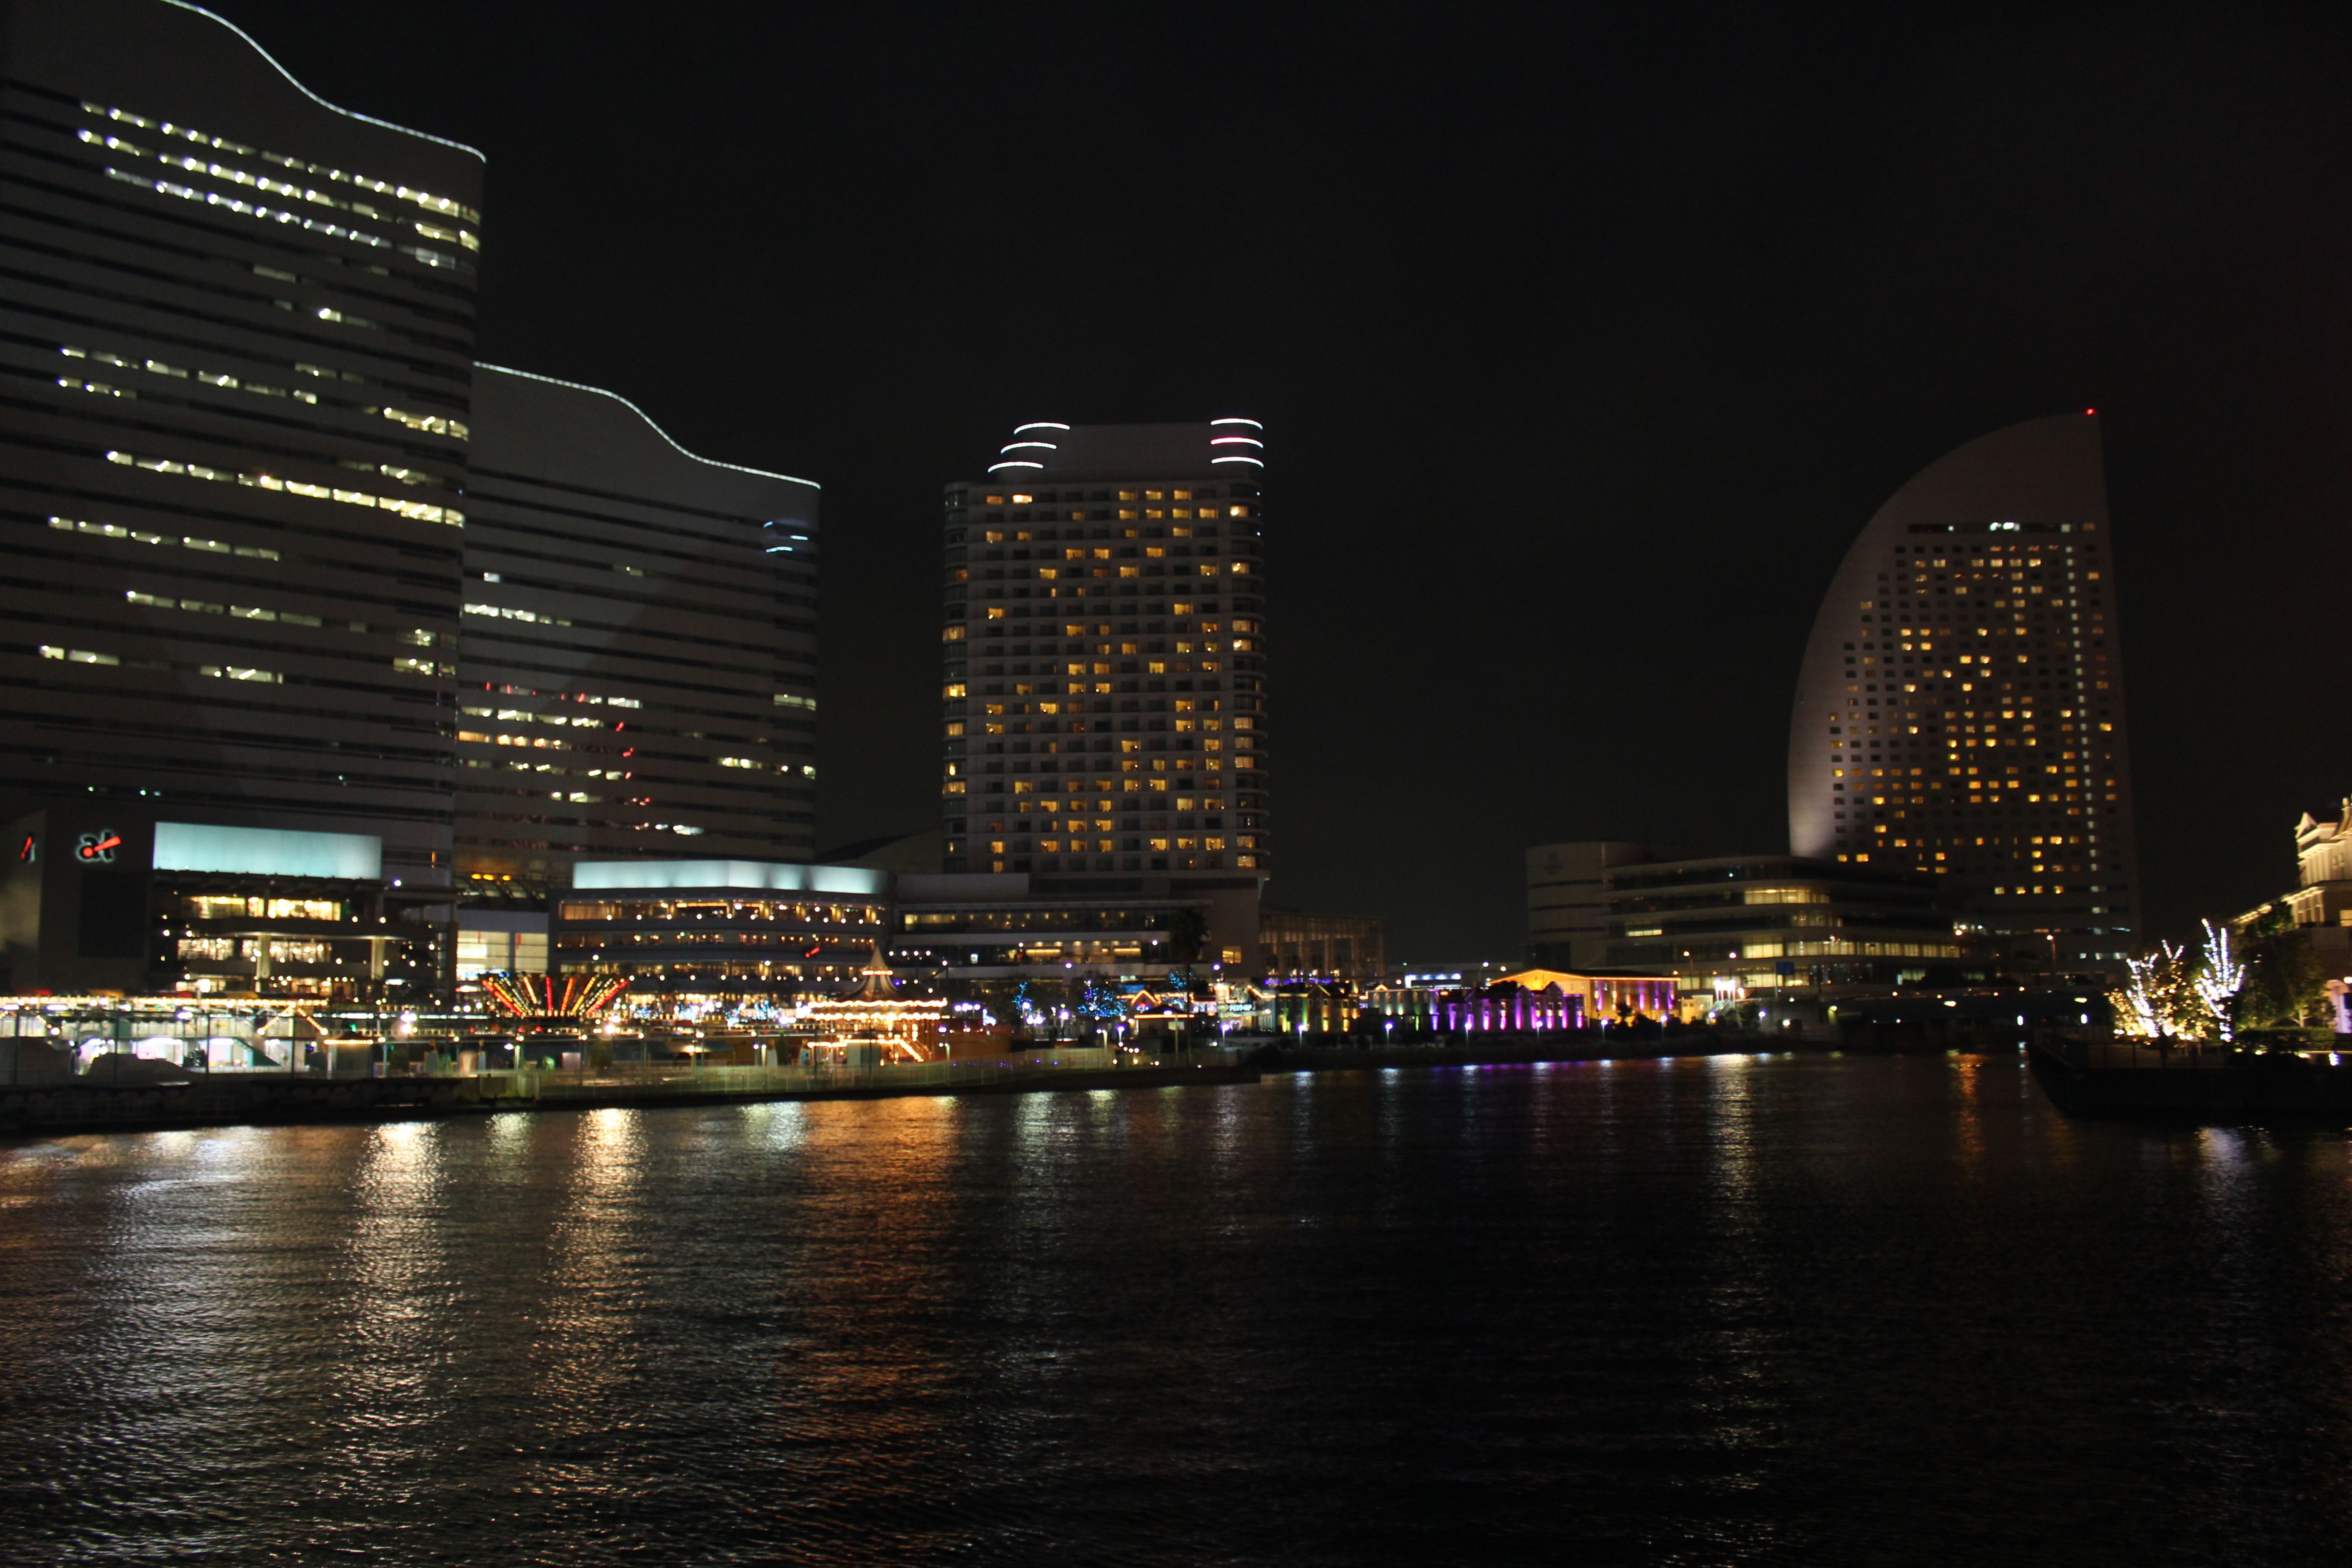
[2108,941,2207,1041]
[2192,920,2245,1042]
[2109,923,2259,1043]
[2236,902,2329,1029]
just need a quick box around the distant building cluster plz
[1529,416,2146,1012]
[0,1,2211,1059]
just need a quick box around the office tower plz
[0,0,479,892]
[938,421,1269,882]
[1787,414,2141,976]
[455,366,819,892]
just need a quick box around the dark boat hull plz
[2027,1036,2352,1122]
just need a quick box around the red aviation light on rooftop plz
[2085,408,2096,416]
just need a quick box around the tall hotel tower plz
[1787,414,2141,975]
[939,421,1269,882]
[0,0,480,891]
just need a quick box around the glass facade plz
[0,0,482,892]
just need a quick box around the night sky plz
[207,1,2352,959]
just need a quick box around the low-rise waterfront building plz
[890,869,1258,981]
[1494,968,1681,1023]
[549,859,890,1014]
[0,805,430,1000]
[2230,796,2352,976]
[1526,843,1975,1005]
[1361,969,1678,1033]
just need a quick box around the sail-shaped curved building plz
[1787,415,2139,976]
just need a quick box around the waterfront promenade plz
[0,1029,1796,1137]
[0,1056,1259,1137]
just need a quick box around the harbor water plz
[3,1053,2348,1564]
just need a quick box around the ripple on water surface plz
[3,1057,2351,1565]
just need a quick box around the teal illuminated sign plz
[152,823,382,879]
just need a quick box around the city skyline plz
[146,2,2352,954]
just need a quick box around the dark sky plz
[210,0,2352,959]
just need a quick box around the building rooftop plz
[976,420,1263,482]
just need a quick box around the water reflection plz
[3,1061,2352,1564]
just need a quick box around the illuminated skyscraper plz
[455,366,819,891]
[1786,414,2141,976]
[937,421,1269,886]
[0,1,821,1000]
[0,0,480,890]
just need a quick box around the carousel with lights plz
[480,971,630,1027]
[799,943,949,1063]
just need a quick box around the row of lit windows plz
[98,448,463,524]
[903,910,1172,932]
[979,510,1247,531]
[102,163,402,258]
[956,649,1254,673]
[37,644,447,682]
[117,587,441,646]
[58,344,461,440]
[958,716,1252,751]
[977,538,1230,556]
[981,489,1220,504]
[1014,563,1246,581]
[55,339,465,438]
[47,514,284,563]
[946,663,1239,697]
[949,755,1257,784]
[177,937,336,963]
[86,101,480,223]
[184,897,346,921]
[965,782,1240,808]
[984,836,1254,854]
[460,699,642,721]
[956,615,1254,638]
[557,900,880,923]
[964,795,1232,813]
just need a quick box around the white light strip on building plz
[474,365,818,489]
[159,1,485,159]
